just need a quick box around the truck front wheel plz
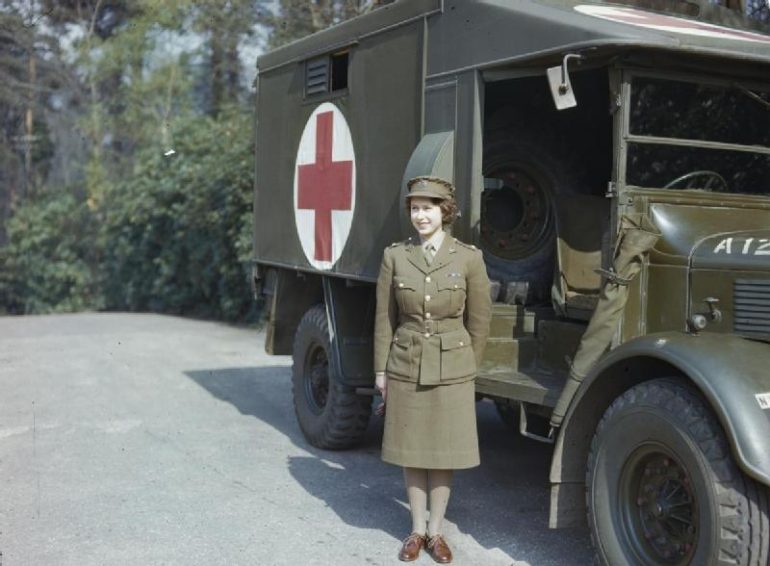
[587,379,769,565]
[292,304,371,450]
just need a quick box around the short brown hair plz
[405,196,459,226]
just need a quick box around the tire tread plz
[291,305,371,450]
[586,378,770,566]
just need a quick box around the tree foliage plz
[0,1,68,232]
[268,0,378,48]
[0,185,102,314]
[101,111,255,320]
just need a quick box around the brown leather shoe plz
[426,534,453,563]
[398,533,426,562]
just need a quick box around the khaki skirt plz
[381,378,480,469]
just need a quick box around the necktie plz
[424,244,434,266]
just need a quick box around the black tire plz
[587,379,770,566]
[481,134,586,301]
[291,304,372,450]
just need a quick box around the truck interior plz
[475,67,614,431]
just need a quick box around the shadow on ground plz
[185,366,593,564]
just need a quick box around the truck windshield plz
[626,76,770,194]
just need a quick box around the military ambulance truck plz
[252,0,770,562]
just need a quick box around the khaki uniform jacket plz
[374,236,492,386]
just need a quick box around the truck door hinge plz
[605,181,618,198]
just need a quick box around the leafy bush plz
[101,110,255,321]
[0,187,103,314]
[0,110,256,322]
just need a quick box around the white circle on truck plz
[575,5,770,43]
[293,102,357,270]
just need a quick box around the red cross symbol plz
[296,111,354,262]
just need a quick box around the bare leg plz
[427,469,453,537]
[403,467,428,535]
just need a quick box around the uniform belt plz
[400,318,464,336]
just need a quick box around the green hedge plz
[0,187,102,314]
[102,112,255,320]
[1,111,256,321]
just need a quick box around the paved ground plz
[0,313,593,565]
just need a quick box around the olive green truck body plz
[252,1,770,562]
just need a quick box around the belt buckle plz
[424,318,436,335]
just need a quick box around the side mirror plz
[547,54,584,110]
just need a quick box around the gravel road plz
[0,313,592,565]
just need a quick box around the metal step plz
[480,336,537,373]
[489,304,534,338]
[475,367,566,407]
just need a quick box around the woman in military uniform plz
[374,176,491,563]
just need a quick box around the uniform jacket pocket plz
[439,328,476,382]
[437,277,467,315]
[386,327,414,380]
[393,276,419,314]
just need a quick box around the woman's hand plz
[375,372,387,416]
[375,372,388,402]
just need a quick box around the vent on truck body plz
[306,57,330,96]
[305,51,349,97]
[734,279,770,337]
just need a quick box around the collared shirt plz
[419,230,446,259]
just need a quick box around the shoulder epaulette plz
[452,238,478,251]
[389,237,412,248]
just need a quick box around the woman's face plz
[410,197,443,239]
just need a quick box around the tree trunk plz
[210,26,224,117]
[23,47,36,197]
[225,29,240,106]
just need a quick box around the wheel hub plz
[480,168,551,260]
[627,453,696,564]
[304,344,329,414]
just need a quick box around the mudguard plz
[322,276,377,388]
[569,331,770,485]
[549,330,770,528]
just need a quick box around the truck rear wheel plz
[292,304,371,450]
[587,379,769,565]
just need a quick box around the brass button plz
[459,341,464,346]
[425,295,431,302]
[398,282,404,288]
[424,332,430,338]
[425,312,431,319]
[425,276,431,282]
[453,284,458,289]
